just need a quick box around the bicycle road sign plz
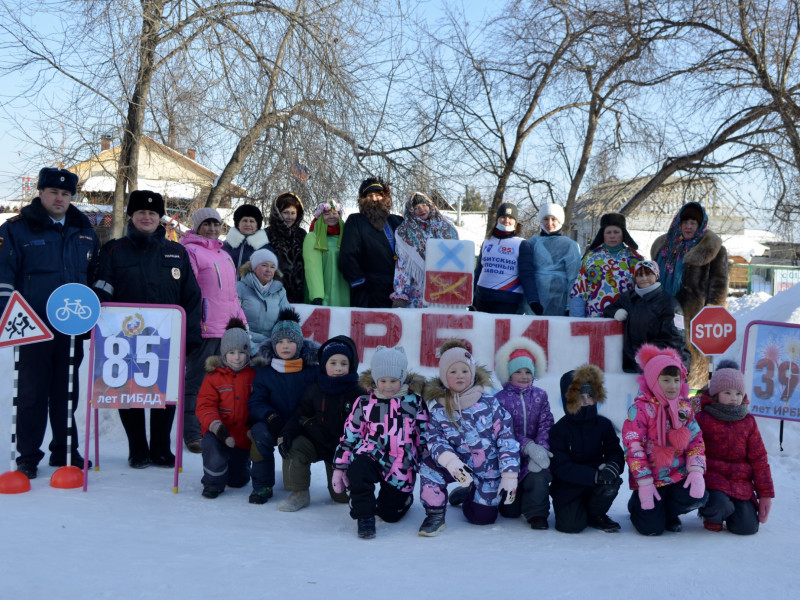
[0,291,54,348]
[46,283,101,336]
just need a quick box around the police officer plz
[92,190,201,468]
[0,167,100,478]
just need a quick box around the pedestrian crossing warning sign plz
[0,291,54,348]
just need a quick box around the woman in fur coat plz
[266,192,307,303]
[652,202,728,388]
[222,204,273,276]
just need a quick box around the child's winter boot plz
[418,508,446,537]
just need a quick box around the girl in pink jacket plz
[622,344,707,535]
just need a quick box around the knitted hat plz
[271,308,304,357]
[371,345,408,382]
[233,204,263,229]
[319,335,358,373]
[37,167,78,195]
[508,349,535,377]
[635,259,660,279]
[495,202,519,223]
[126,190,165,217]
[709,359,746,397]
[411,192,432,208]
[637,343,688,397]
[313,199,343,219]
[680,202,703,224]
[191,207,222,231]
[250,248,279,269]
[438,345,476,386]
[220,318,250,363]
[588,212,638,251]
[538,203,565,227]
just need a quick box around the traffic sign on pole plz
[690,305,737,356]
[0,291,53,348]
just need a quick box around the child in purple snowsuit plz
[493,337,555,529]
[418,340,520,537]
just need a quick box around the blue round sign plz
[46,283,101,335]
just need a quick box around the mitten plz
[498,472,518,505]
[209,420,234,448]
[331,469,349,494]
[438,451,473,487]
[266,412,285,438]
[529,302,544,316]
[758,497,772,523]
[311,298,323,305]
[595,462,621,485]
[525,442,553,471]
[614,308,628,321]
[683,470,705,499]
[278,434,292,459]
[638,482,661,510]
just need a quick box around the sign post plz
[0,291,56,494]
[85,303,187,492]
[45,284,100,489]
[690,305,737,391]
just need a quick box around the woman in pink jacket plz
[180,207,247,453]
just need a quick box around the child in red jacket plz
[196,318,256,499]
[696,360,774,534]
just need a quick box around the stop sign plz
[691,306,737,356]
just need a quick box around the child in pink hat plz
[622,344,708,535]
[695,360,774,534]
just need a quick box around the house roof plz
[68,135,246,197]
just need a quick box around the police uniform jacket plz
[0,197,99,326]
[92,222,202,346]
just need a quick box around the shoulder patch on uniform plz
[6,215,23,223]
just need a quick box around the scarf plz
[308,216,343,252]
[703,402,748,422]
[493,228,515,239]
[440,383,484,422]
[656,204,709,296]
[648,387,691,469]
[270,358,303,373]
[318,370,359,396]
[374,383,409,400]
[603,243,625,256]
[635,282,662,297]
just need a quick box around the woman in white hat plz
[527,203,581,316]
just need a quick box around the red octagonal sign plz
[691,306,737,356]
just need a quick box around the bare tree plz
[620,0,800,224]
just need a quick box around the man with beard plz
[339,177,403,308]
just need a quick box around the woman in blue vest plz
[474,202,539,315]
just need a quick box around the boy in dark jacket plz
[247,308,319,504]
[549,365,625,533]
[604,260,689,373]
[278,335,366,512]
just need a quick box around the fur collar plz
[562,363,606,415]
[225,227,269,250]
[423,365,493,401]
[203,354,253,373]
[494,337,547,384]
[358,370,426,395]
[651,229,723,268]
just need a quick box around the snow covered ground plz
[1,287,799,599]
